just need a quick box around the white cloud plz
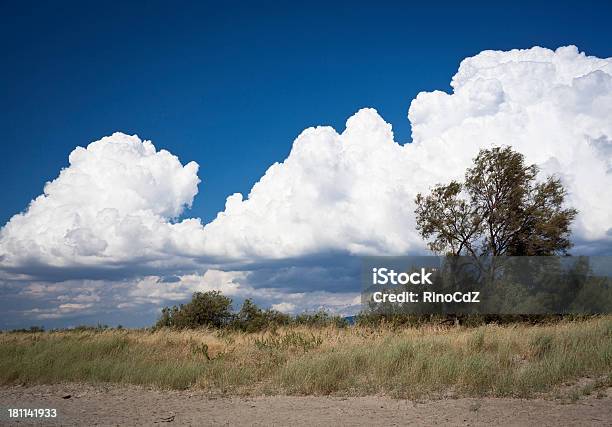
[0,133,206,271]
[126,270,360,316]
[271,302,296,313]
[200,46,612,258]
[128,270,246,305]
[408,45,612,247]
[198,108,426,259]
[24,303,95,320]
[1,45,611,286]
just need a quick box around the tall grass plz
[1,318,610,398]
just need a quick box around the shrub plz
[155,292,344,331]
[9,326,45,333]
[232,299,291,332]
[293,310,348,328]
[155,291,233,329]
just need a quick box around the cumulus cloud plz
[408,45,612,248]
[1,45,611,319]
[198,108,426,259]
[0,133,207,275]
[200,45,612,259]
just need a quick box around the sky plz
[1,1,611,329]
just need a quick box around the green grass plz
[1,318,611,398]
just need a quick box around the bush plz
[155,291,233,329]
[9,326,45,333]
[231,299,291,332]
[293,310,348,328]
[154,292,344,331]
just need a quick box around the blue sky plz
[2,1,611,226]
[1,1,611,329]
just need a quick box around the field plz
[1,317,611,399]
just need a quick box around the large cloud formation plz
[200,45,612,259]
[0,133,206,273]
[1,45,611,324]
[409,45,612,251]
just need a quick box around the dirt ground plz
[0,383,611,426]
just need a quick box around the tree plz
[414,146,577,258]
[155,293,293,331]
[155,290,233,329]
[235,299,265,332]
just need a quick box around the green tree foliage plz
[155,293,346,330]
[233,299,291,332]
[414,146,578,257]
[9,325,45,333]
[155,291,233,329]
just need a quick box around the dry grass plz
[1,317,611,398]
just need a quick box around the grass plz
[0,317,611,398]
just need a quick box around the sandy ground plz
[1,383,611,426]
